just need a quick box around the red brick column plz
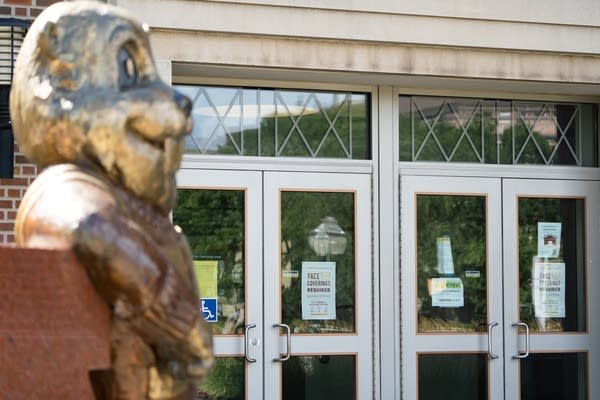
[0,247,111,399]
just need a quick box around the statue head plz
[10,1,192,214]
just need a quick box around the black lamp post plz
[0,18,29,178]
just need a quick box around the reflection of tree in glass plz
[518,198,584,332]
[174,189,245,335]
[215,95,370,159]
[417,195,486,332]
[281,191,356,334]
[399,98,562,165]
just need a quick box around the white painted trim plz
[398,162,600,181]
[174,76,376,94]
[155,59,172,85]
[377,85,399,399]
[180,155,373,174]
[370,86,382,400]
[395,87,600,104]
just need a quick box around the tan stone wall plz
[114,0,600,95]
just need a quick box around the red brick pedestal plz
[0,247,110,399]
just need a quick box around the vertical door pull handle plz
[244,324,257,363]
[512,322,530,359]
[487,321,499,360]
[272,323,291,362]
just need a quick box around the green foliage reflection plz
[417,195,487,332]
[281,191,355,333]
[174,189,245,335]
[399,97,596,166]
[517,197,585,332]
[196,358,244,400]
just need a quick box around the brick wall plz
[0,143,36,243]
[0,0,56,243]
[0,0,59,19]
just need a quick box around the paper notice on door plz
[301,261,336,320]
[193,260,218,298]
[430,277,464,308]
[533,261,566,318]
[436,235,455,275]
[537,222,562,258]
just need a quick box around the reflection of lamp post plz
[308,216,347,257]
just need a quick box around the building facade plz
[2,1,600,399]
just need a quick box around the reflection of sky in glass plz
[175,85,369,155]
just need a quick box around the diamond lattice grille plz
[399,96,597,166]
[176,85,370,160]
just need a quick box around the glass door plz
[263,172,373,400]
[400,176,504,400]
[400,175,599,400]
[176,169,264,399]
[503,179,599,400]
[175,169,372,399]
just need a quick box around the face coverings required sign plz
[301,261,336,320]
[533,261,566,318]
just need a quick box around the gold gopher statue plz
[10,1,213,398]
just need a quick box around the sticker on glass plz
[194,260,219,322]
[301,261,336,320]
[537,222,561,258]
[436,235,455,275]
[532,261,565,318]
[430,277,464,308]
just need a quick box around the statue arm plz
[72,210,169,319]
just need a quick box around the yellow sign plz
[193,260,218,298]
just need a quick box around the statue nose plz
[173,90,192,116]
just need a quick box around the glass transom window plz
[399,96,598,166]
[175,85,371,159]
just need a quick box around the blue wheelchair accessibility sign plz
[201,298,218,322]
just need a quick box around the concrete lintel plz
[150,30,600,88]
[117,0,600,55]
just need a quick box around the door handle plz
[272,323,291,362]
[244,324,257,363]
[512,322,530,359]
[487,321,499,360]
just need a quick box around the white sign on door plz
[430,277,464,308]
[532,261,566,318]
[537,222,562,258]
[301,261,336,320]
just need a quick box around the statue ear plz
[37,21,80,91]
[37,21,59,61]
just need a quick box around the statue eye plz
[118,47,138,89]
